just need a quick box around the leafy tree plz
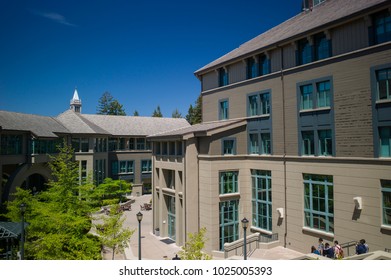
[186,94,202,124]
[178,227,212,260]
[172,108,182,118]
[97,91,126,115]
[152,105,163,117]
[133,110,139,116]
[90,178,131,207]
[95,204,134,260]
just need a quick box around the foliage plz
[186,94,202,124]
[152,105,163,117]
[171,108,182,118]
[97,91,126,115]
[178,227,212,260]
[133,110,139,116]
[90,178,131,207]
[95,204,134,260]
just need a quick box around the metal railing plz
[340,240,357,257]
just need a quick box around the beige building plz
[0,90,190,206]
[149,0,391,257]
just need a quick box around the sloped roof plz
[56,110,110,135]
[195,0,388,75]
[148,118,246,140]
[80,114,191,136]
[0,110,69,138]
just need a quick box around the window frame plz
[222,138,236,155]
[219,171,239,195]
[219,99,229,120]
[252,170,272,231]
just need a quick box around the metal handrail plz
[340,240,357,256]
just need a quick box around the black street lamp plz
[136,211,143,260]
[241,217,249,260]
[20,203,26,260]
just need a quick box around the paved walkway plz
[102,194,304,260]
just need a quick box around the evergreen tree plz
[152,105,163,117]
[97,91,126,115]
[133,110,139,116]
[172,108,182,118]
[186,94,202,124]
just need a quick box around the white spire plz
[70,87,82,113]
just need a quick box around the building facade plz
[149,0,391,256]
[0,90,190,206]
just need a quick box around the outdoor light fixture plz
[276,208,284,219]
[241,217,249,260]
[353,197,363,210]
[136,211,143,260]
[20,203,26,260]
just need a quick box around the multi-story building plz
[149,0,391,256]
[0,89,190,205]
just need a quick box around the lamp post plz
[136,211,143,260]
[20,203,26,260]
[241,217,249,260]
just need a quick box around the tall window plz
[219,100,229,120]
[261,133,271,155]
[248,92,271,116]
[95,138,107,152]
[302,131,315,156]
[249,133,259,154]
[141,160,152,173]
[219,67,229,87]
[222,139,235,155]
[382,180,391,226]
[247,57,257,79]
[298,38,312,65]
[318,130,332,156]
[136,138,145,150]
[219,171,238,194]
[373,10,391,44]
[379,127,391,157]
[314,33,330,61]
[95,159,106,185]
[300,84,313,110]
[259,55,270,76]
[317,81,331,108]
[260,92,270,115]
[248,95,258,116]
[252,170,272,231]
[376,68,391,101]
[304,174,334,233]
[219,200,239,250]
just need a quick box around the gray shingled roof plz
[56,110,110,135]
[80,113,191,136]
[148,119,246,139]
[0,110,69,138]
[195,0,388,75]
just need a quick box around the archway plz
[21,173,48,194]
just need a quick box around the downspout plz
[280,46,288,248]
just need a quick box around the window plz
[31,138,62,154]
[164,169,175,189]
[318,130,332,156]
[219,67,229,87]
[314,33,330,61]
[109,138,118,151]
[298,38,312,65]
[222,139,235,155]
[162,142,168,155]
[112,160,134,175]
[302,131,315,156]
[128,138,135,150]
[136,138,145,150]
[247,57,257,79]
[155,142,161,155]
[141,160,152,173]
[219,100,229,120]
[252,170,272,231]
[304,174,334,233]
[379,127,391,157]
[81,138,89,152]
[317,81,331,108]
[382,180,391,226]
[249,133,259,154]
[80,160,87,182]
[373,10,391,44]
[169,142,176,156]
[300,84,313,110]
[176,141,183,156]
[261,133,271,155]
[248,95,258,116]
[95,138,107,152]
[219,200,239,250]
[259,54,270,76]
[219,171,238,194]
[95,159,106,185]
[260,93,270,115]
[376,68,391,101]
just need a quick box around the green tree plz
[178,227,212,260]
[4,144,102,260]
[172,108,182,118]
[90,178,131,207]
[97,91,126,115]
[95,204,134,260]
[133,110,139,116]
[152,105,163,117]
[186,94,202,124]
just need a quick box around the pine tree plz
[152,105,163,117]
[172,108,182,118]
[97,92,126,115]
[186,94,202,124]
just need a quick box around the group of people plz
[311,238,344,259]
[311,238,369,259]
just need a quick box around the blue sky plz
[0,0,300,118]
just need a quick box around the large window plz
[219,100,229,120]
[261,133,271,155]
[141,160,152,173]
[318,130,332,156]
[0,134,23,155]
[301,81,331,110]
[259,54,270,76]
[136,138,146,150]
[219,171,238,194]
[379,127,391,157]
[317,81,331,108]
[219,200,239,250]
[95,138,107,152]
[298,38,312,65]
[300,84,313,110]
[72,138,89,152]
[314,33,330,61]
[31,138,62,154]
[304,174,334,233]
[376,68,391,101]
[382,180,391,226]
[247,57,257,79]
[95,159,106,185]
[219,67,229,87]
[373,10,391,44]
[249,133,259,154]
[252,170,272,231]
[112,160,133,176]
[248,92,271,116]
[302,131,315,156]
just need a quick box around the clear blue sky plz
[0,0,300,118]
